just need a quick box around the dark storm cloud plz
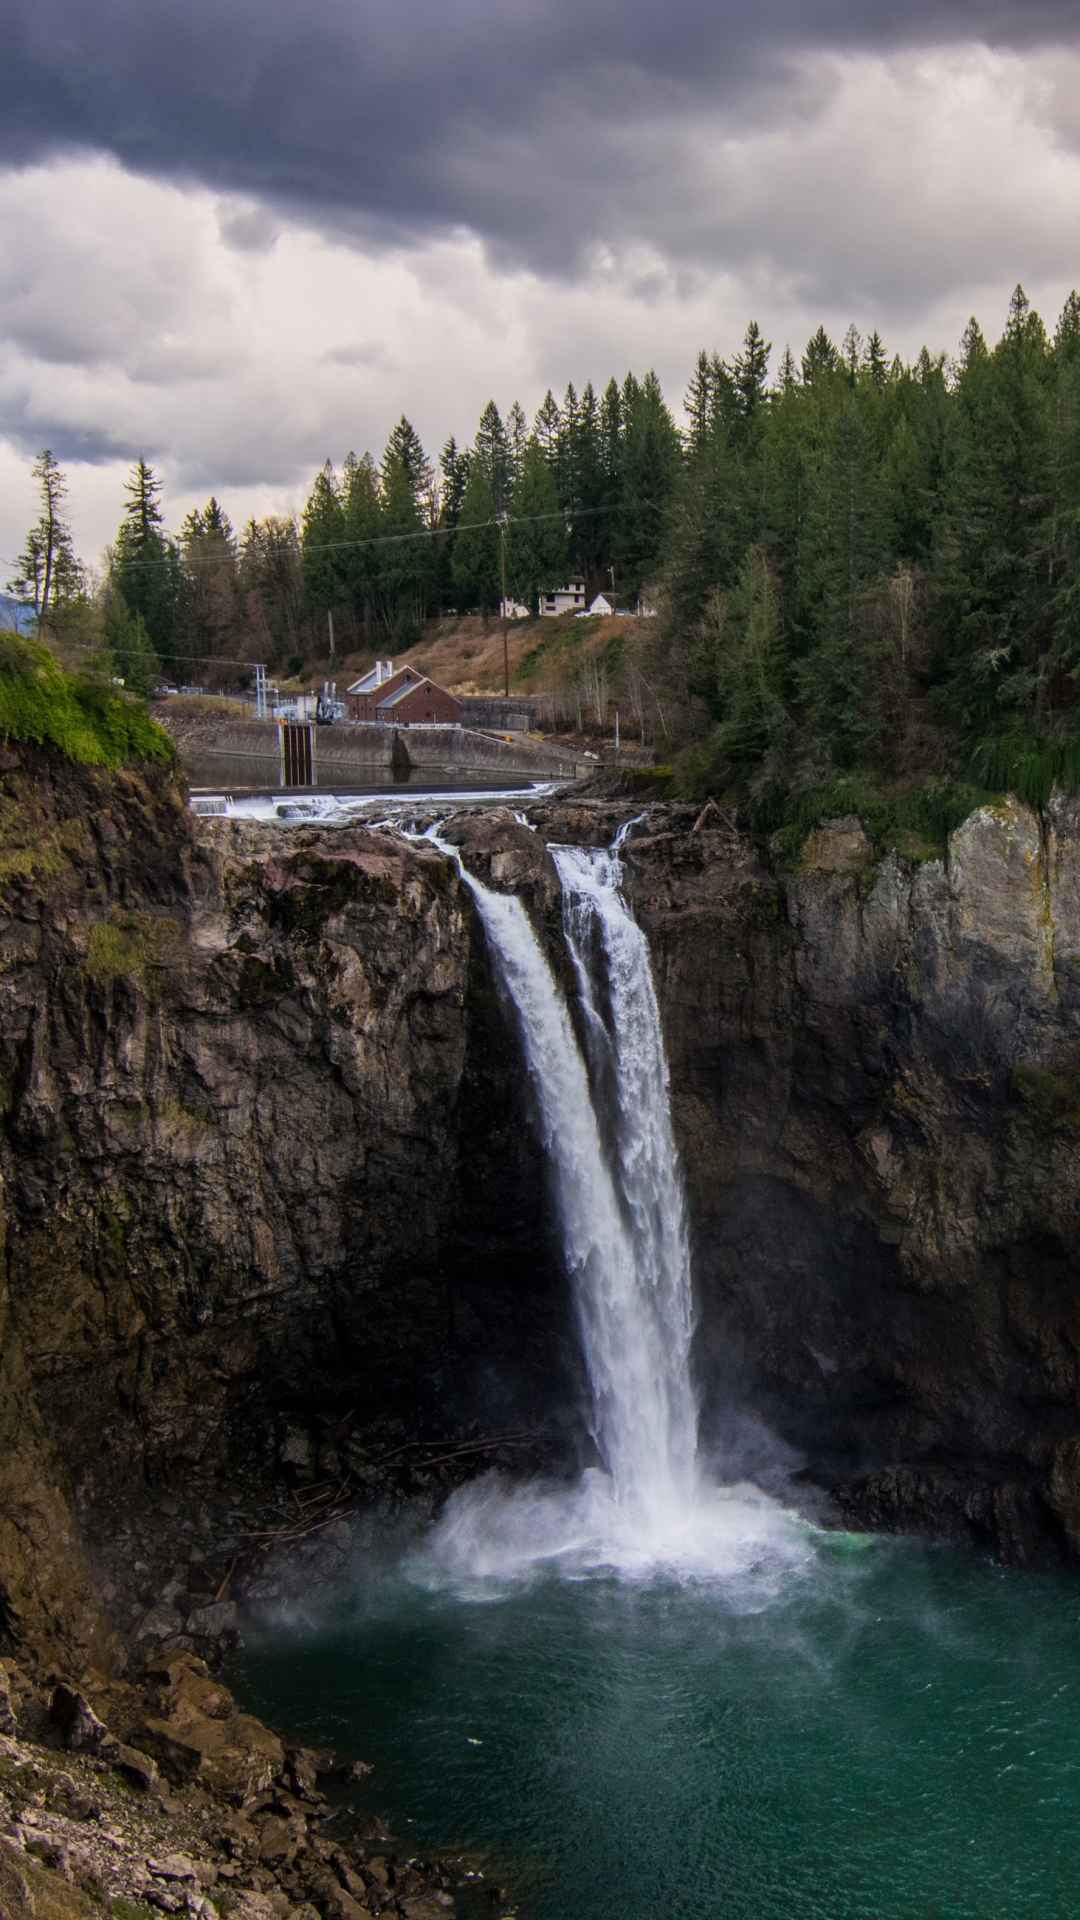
[3,0,1080,270]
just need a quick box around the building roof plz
[375,674,453,711]
[347,666,384,695]
[346,663,418,695]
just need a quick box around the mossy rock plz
[84,911,180,983]
[1008,1062,1080,1132]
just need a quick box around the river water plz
[239,1538,1080,1919]
[238,828,1080,1917]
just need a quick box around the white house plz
[500,597,531,619]
[587,592,615,616]
[538,580,586,617]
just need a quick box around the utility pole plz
[498,513,509,698]
[327,609,335,657]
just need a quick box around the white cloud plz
[4,42,1080,571]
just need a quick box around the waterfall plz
[550,843,697,1511]
[417,823,812,1588]
[452,838,696,1523]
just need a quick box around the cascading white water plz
[549,841,698,1516]
[416,823,812,1588]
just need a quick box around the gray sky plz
[3,0,1080,564]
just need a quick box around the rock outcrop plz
[0,1651,465,1919]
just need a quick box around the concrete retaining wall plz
[169,717,590,782]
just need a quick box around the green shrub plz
[0,631,173,768]
[968,731,1080,812]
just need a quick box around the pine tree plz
[801,327,840,383]
[450,459,499,611]
[1055,290,1080,363]
[474,401,511,516]
[505,438,568,608]
[714,546,790,770]
[842,324,863,383]
[685,351,715,453]
[935,291,1052,729]
[341,452,382,624]
[110,461,177,657]
[533,390,562,460]
[177,494,240,663]
[567,381,605,579]
[662,383,740,638]
[104,593,159,696]
[240,516,304,664]
[797,394,890,765]
[300,462,346,613]
[864,332,888,390]
[597,377,624,587]
[555,383,580,527]
[434,437,470,614]
[8,451,83,619]
[506,402,528,486]
[376,419,435,639]
[615,370,680,591]
[733,322,771,428]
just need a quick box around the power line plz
[2,500,645,579]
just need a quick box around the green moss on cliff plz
[0,633,173,769]
[1008,1063,1080,1132]
[0,798,84,888]
[84,911,180,982]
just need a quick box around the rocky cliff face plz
[0,743,572,1670]
[5,743,1080,1676]
[602,796,1080,1564]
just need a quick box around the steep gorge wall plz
[0,744,571,1667]
[610,799,1080,1563]
[6,742,1080,1674]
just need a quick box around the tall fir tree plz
[505,438,568,608]
[8,451,83,619]
[376,418,434,639]
[474,401,512,517]
[301,462,346,613]
[450,459,499,611]
[110,461,177,658]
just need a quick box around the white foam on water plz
[410,824,816,1596]
[187,783,554,823]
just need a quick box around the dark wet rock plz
[339,1758,374,1784]
[106,1738,162,1793]
[50,1684,110,1754]
[0,1668,17,1737]
[356,1814,392,1843]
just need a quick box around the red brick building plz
[374,676,461,726]
[346,660,460,726]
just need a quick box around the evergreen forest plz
[11,284,1080,835]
